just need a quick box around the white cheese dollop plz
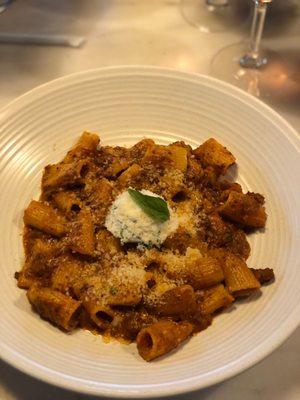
[105,189,178,247]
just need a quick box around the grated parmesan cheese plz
[80,251,151,307]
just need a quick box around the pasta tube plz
[117,164,142,188]
[86,178,113,224]
[136,320,193,361]
[185,256,224,289]
[27,286,81,331]
[218,191,267,228]
[68,209,95,255]
[63,132,100,162]
[199,284,234,315]
[83,302,114,330]
[168,145,188,172]
[193,138,235,174]
[24,200,67,237]
[70,131,100,152]
[164,249,224,289]
[51,256,94,294]
[52,191,82,215]
[223,254,261,296]
[42,160,87,192]
[130,138,155,160]
[147,285,197,317]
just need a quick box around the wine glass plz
[210,0,300,101]
[180,0,249,33]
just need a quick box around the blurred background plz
[0,1,299,400]
[0,1,299,120]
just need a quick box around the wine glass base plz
[210,42,300,101]
[180,0,249,33]
[240,53,268,69]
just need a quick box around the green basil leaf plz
[128,188,170,222]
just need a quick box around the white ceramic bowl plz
[0,66,299,398]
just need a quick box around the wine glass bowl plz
[180,0,250,33]
[210,0,300,102]
[212,44,300,102]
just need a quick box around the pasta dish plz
[15,132,274,361]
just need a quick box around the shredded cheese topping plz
[105,189,178,247]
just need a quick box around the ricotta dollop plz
[105,189,178,247]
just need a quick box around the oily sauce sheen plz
[16,133,274,361]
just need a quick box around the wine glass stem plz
[240,0,269,69]
[206,0,229,7]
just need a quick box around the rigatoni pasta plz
[199,284,234,315]
[136,320,193,361]
[24,200,67,237]
[52,191,82,215]
[68,209,95,255]
[146,285,197,317]
[222,253,261,297]
[82,301,115,330]
[27,285,82,331]
[16,132,274,361]
[218,191,267,228]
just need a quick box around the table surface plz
[0,1,299,400]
